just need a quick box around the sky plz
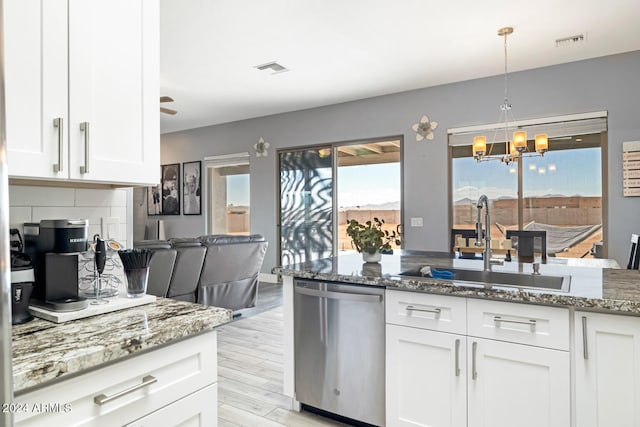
[338,163,400,208]
[453,147,602,202]
[227,174,250,206]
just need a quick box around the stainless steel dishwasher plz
[294,279,385,426]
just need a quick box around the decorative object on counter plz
[90,235,109,305]
[79,238,123,299]
[254,137,270,157]
[346,217,401,263]
[412,115,438,141]
[118,249,154,298]
[472,27,548,165]
[182,160,201,215]
[161,163,181,215]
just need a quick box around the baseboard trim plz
[259,273,280,283]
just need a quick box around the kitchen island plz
[11,297,232,426]
[276,251,640,427]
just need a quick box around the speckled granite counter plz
[12,298,232,394]
[275,250,640,315]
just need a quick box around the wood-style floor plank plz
[217,302,344,426]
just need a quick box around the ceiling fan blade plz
[160,107,178,115]
[160,96,174,103]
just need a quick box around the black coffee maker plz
[25,219,89,312]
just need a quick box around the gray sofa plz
[134,234,268,311]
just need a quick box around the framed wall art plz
[161,163,180,215]
[183,161,201,215]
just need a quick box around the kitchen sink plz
[398,267,571,292]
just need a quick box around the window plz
[450,115,605,259]
[205,153,250,235]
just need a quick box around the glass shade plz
[473,136,486,156]
[535,134,549,153]
[513,131,527,151]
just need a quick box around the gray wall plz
[147,51,640,271]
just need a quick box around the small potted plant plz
[346,217,401,263]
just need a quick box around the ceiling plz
[160,0,640,134]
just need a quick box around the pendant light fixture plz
[473,27,548,164]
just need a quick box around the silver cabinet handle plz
[582,316,588,360]
[493,316,536,330]
[294,285,382,303]
[406,305,441,315]
[472,341,478,380]
[94,375,157,406]
[454,339,461,377]
[79,122,90,174]
[53,118,63,173]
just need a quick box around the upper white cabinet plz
[575,311,640,427]
[4,0,160,186]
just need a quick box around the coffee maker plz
[25,219,89,312]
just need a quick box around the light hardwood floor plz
[217,305,347,426]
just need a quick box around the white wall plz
[147,51,640,271]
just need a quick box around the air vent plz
[555,34,586,47]
[255,61,289,74]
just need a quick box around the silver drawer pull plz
[94,375,157,406]
[53,118,63,173]
[582,316,588,360]
[493,316,536,329]
[79,121,90,174]
[472,341,478,380]
[454,339,461,377]
[406,305,441,315]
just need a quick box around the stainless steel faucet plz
[475,194,493,271]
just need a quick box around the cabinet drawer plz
[467,299,569,350]
[126,383,217,427]
[15,331,217,427]
[386,290,467,334]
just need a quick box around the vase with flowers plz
[346,217,401,263]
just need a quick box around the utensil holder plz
[124,267,149,298]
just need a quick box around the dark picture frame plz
[182,161,202,215]
[161,163,181,215]
[147,181,162,216]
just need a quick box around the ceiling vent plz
[255,61,289,74]
[555,34,586,47]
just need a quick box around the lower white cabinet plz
[575,311,640,427]
[126,384,217,427]
[386,324,467,427]
[14,331,218,427]
[386,290,570,427]
[467,337,570,427]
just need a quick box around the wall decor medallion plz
[412,115,438,141]
[254,137,270,157]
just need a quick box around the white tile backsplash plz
[10,186,75,206]
[75,188,128,207]
[9,185,130,247]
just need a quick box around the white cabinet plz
[386,290,570,427]
[467,337,570,427]
[14,331,218,427]
[126,384,218,427]
[575,311,640,427]
[4,0,159,186]
[386,324,467,427]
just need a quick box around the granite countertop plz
[12,298,232,394]
[275,250,640,315]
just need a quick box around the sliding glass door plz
[278,147,333,266]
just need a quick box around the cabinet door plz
[68,0,159,185]
[386,324,466,427]
[126,384,217,427]
[575,312,640,427]
[4,0,68,179]
[467,337,569,427]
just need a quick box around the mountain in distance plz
[339,201,400,210]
